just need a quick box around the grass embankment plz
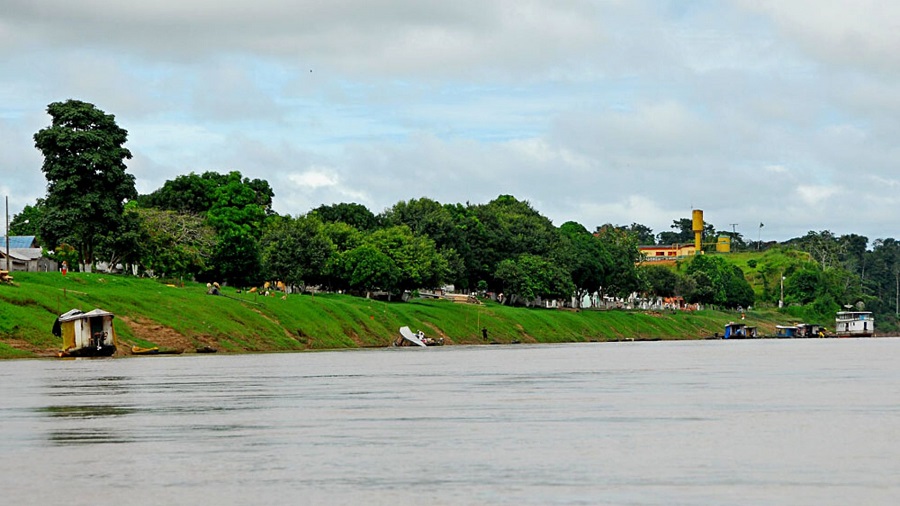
[0,272,785,359]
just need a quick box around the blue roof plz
[0,236,37,249]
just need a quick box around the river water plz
[1,339,899,505]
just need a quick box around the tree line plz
[12,100,900,329]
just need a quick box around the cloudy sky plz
[2,1,898,243]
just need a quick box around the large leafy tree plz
[683,254,754,308]
[594,226,642,298]
[469,195,560,290]
[311,202,379,231]
[332,245,399,294]
[260,215,335,288]
[622,222,656,245]
[495,254,575,305]
[557,222,610,307]
[640,264,680,298]
[132,207,216,279]
[138,171,273,216]
[381,198,469,288]
[10,200,44,239]
[34,99,137,269]
[364,225,449,293]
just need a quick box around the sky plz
[2,0,899,244]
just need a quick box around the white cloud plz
[2,1,900,242]
[287,169,338,190]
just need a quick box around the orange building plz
[639,244,697,263]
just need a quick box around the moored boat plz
[131,345,183,355]
[723,322,758,339]
[834,311,874,337]
[394,326,444,347]
[54,308,119,357]
[775,323,827,338]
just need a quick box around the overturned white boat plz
[395,326,443,347]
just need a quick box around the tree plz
[495,254,575,305]
[469,195,560,291]
[364,225,449,293]
[557,222,610,307]
[260,215,335,288]
[10,200,44,239]
[640,265,679,297]
[132,207,216,279]
[382,198,472,289]
[138,171,273,216]
[331,245,399,294]
[594,226,642,298]
[624,223,655,245]
[209,231,262,287]
[311,203,379,231]
[34,99,137,270]
[683,254,754,308]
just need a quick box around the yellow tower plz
[692,209,704,252]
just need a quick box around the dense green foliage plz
[16,100,900,332]
[33,100,137,268]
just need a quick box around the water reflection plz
[45,376,131,397]
[38,404,136,446]
[47,429,135,445]
[40,405,136,418]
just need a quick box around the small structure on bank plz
[53,308,118,357]
[723,322,758,339]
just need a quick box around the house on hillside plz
[0,236,53,272]
[639,243,697,263]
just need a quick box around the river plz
[1,339,899,505]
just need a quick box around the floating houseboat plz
[834,311,874,338]
[723,322,758,339]
[775,323,826,338]
[53,308,118,357]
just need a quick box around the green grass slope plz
[1,272,784,359]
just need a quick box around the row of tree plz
[14,99,900,329]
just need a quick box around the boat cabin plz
[775,323,826,338]
[53,308,118,357]
[834,311,874,338]
[796,323,825,338]
[775,325,798,338]
[724,322,758,339]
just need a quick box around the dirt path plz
[117,315,199,354]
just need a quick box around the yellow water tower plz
[716,235,732,253]
[692,209,704,252]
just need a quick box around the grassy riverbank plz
[0,272,785,359]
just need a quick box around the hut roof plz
[58,308,115,323]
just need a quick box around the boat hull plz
[58,345,117,358]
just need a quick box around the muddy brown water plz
[2,339,899,505]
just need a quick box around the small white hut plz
[53,308,118,357]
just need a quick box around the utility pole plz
[780,272,785,308]
[5,196,9,272]
[730,223,738,251]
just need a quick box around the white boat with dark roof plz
[834,311,874,338]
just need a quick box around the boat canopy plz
[57,308,115,323]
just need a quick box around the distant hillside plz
[0,272,785,359]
